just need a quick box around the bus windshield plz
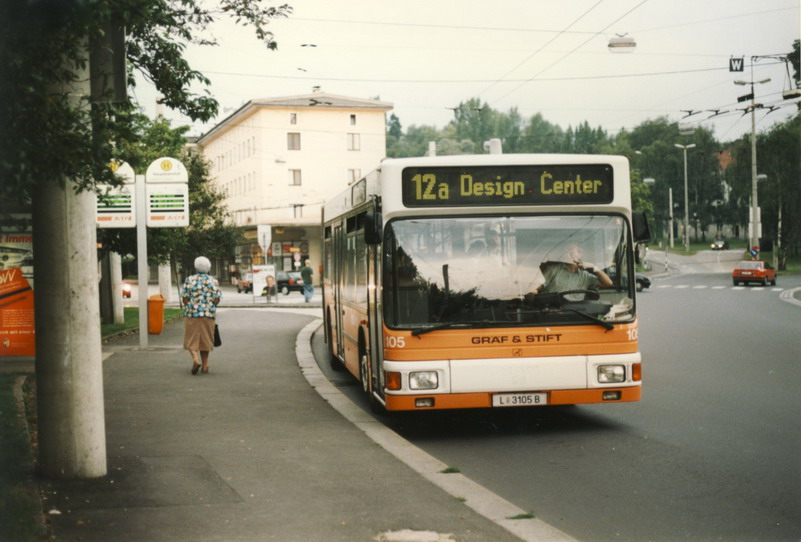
[383,215,635,329]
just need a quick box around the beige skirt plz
[183,317,215,351]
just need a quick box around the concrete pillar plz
[33,42,106,479]
[158,262,171,302]
[33,179,107,478]
[111,252,124,324]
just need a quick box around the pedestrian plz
[300,259,314,303]
[181,256,222,375]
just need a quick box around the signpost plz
[145,157,189,228]
[96,157,190,348]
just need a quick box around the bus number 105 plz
[385,335,406,349]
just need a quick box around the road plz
[121,283,320,307]
[313,253,801,541]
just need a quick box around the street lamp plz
[674,143,695,253]
[734,77,771,249]
[608,34,636,53]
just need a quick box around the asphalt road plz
[313,265,801,541]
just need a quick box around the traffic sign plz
[729,57,745,72]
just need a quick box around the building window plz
[292,204,304,218]
[348,169,361,184]
[350,114,356,125]
[288,169,302,186]
[347,133,360,151]
[287,132,301,150]
[290,113,297,125]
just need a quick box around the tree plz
[0,0,290,479]
[0,0,291,207]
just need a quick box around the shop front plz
[231,224,320,286]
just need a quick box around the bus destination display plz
[402,165,614,207]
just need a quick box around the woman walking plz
[181,256,222,374]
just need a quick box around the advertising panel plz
[252,264,276,301]
[0,232,35,357]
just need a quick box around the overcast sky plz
[137,0,800,143]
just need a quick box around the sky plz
[136,0,800,143]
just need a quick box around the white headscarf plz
[194,256,211,274]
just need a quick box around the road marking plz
[651,285,786,293]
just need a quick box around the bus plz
[322,152,650,412]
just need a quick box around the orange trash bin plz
[147,294,165,334]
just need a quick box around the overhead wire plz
[485,0,652,107]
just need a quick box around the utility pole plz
[734,73,771,250]
[675,143,695,253]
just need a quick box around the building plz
[196,88,393,283]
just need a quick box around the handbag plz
[213,324,222,347]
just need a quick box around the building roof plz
[197,90,393,146]
[250,91,393,110]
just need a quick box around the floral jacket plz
[181,273,222,318]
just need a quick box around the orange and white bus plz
[322,152,650,412]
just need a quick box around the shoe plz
[200,367,209,374]
[191,363,201,375]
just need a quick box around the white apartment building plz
[196,89,393,282]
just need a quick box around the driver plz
[536,244,612,299]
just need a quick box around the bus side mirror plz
[364,204,382,245]
[632,211,651,243]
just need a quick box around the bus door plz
[332,223,345,360]
[366,243,384,399]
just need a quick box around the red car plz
[732,260,776,286]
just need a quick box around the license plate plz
[492,392,548,407]
[742,271,752,275]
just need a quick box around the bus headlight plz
[409,371,438,390]
[598,365,625,383]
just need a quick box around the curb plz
[294,319,576,542]
[12,375,50,539]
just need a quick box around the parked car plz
[634,273,651,292]
[276,270,303,295]
[604,268,651,292]
[122,280,132,298]
[732,260,776,286]
[237,272,253,293]
[710,239,730,250]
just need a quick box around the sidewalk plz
[37,308,526,542]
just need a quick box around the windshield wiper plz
[559,308,614,330]
[410,320,504,337]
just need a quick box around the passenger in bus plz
[536,244,612,299]
[467,228,503,264]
